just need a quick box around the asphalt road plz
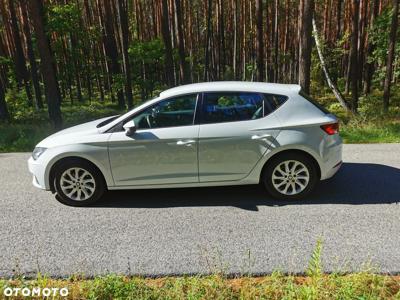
[1,144,400,278]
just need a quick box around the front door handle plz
[251,134,272,140]
[176,139,196,146]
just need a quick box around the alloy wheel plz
[271,160,310,195]
[60,167,96,201]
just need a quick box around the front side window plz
[202,92,264,124]
[131,94,197,130]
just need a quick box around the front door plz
[108,94,199,186]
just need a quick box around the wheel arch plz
[259,148,321,183]
[48,156,108,193]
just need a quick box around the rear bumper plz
[320,135,343,180]
[28,156,48,190]
[323,160,342,180]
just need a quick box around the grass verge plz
[340,120,400,143]
[1,241,400,299]
[1,272,400,299]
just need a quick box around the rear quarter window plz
[263,94,288,115]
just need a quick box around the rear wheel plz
[262,152,318,200]
[54,159,105,206]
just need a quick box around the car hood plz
[36,116,115,148]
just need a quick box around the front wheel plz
[54,159,105,206]
[261,153,318,200]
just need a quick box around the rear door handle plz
[176,139,196,146]
[251,134,272,140]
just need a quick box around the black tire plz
[54,159,106,206]
[261,152,319,200]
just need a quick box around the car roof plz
[159,81,301,98]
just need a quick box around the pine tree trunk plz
[273,0,279,82]
[357,0,367,90]
[0,36,9,121]
[256,0,265,81]
[70,33,83,103]
[218,0,226,78]
[8,0,33,106]
[349,0,360,113]
[28,0,62,129]
[20,0,43,109]
[336,0,342,40]
[117,0,133,109]
[0,78,9,121]
[298,0,314,94]
[102,0,125,108]
[383,0,399,113]
[363,0,379,95]
[232,0,237,80]
[174,0,190,84]
[204,0,212,81]
[161,0,174,86]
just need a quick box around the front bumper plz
[28,156,48,190]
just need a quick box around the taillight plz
[320,122,339,135]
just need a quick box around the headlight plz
[32,147,47,160]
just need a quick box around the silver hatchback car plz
[28,82,342,206]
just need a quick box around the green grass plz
[340,121,400,143]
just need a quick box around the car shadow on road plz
[94,163,400,210]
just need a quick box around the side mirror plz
[123,120,136,136]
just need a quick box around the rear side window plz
[299,91,330,114]
[263,94,288,115]
[202,92,264,124]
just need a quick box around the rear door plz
[198,92,281,182]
